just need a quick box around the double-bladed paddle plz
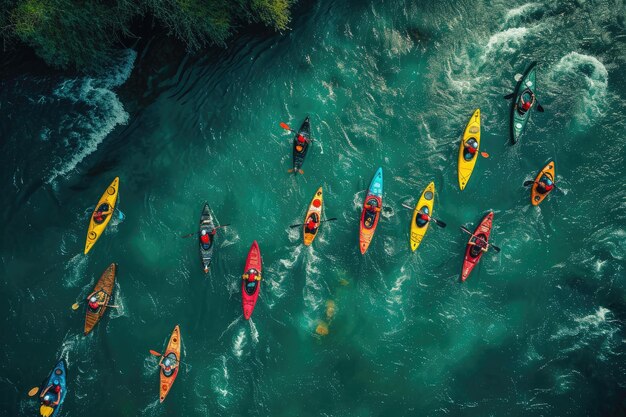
[290,218,337,228]
[400,203,446,228]
[460,226,501,253]
[181,224,230,238]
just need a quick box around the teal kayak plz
[510,61,537,143]
[38,359,67,417]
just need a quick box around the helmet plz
[44,394,51,401]
[90,296,97,302]
[164,358,171,366]
[546,179,553,185]
[201,230,207,236]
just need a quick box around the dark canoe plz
[510,61,537,144]
[199,203,215,273]
[292,116,311,174]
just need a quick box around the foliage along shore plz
[0,0,293,70]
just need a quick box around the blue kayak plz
[38,359,67,417]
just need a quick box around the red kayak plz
[241,241,262,319]
[461,212,493,282]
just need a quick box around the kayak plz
[531,160,555,206]
[359,167,383,254]
[303,187,323,246]
[410,182,435,251]
[84,263,116,335]
[292,116,311,174]
[199,203,215,273]
[457,109,481,190]
[38,359,67,417]
[510,61,538,143]
[84,177,119,254]
[241,241,262,319]
[461,211,494,282]
[159,325,181,403]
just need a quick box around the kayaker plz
[518,90,535,114]
[536,177,554,194]
[93,203,112,224]
[306,217,318,233]
[160,355,177,376]
[366,201,381,213]
[40,380,61,406]
[200,230,211,249]
[464,139,478,159]
[468,235,488,256]
[415,212,430,227]
[296,134,307,152]
[87,295,100,311]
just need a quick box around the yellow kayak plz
[457,109,481,190]
[410,182,435,251]
[303,187,323,246]
[84,177,119,254]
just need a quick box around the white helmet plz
[90,296,97,302]
[201,230,207,236]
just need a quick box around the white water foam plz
[550,52,609,127]
[232,328,247,358]
[249,318,259,344]
[47,49,137,183]
[484,27,530,56]
[551,307,619,359]
[505,3,542,22]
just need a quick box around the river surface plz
[1,1,625,416]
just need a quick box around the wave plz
[46,49,136,183]
[549,52,608,128]
[505,3,542,22]
[551,307,619,359]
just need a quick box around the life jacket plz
[53,385,61,394]
[88,301,99,310]
[200,234,210,244]
[522,101,531,111]
[466,145,477,154]
[297,135,306,143]
[419,213,429,221]
[543,183,554,191]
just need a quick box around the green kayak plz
[510,61,537,144]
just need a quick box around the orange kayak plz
[303,187,323,246]
[159,325,181,403]
[84,263,116,335]
[531,160,555,206]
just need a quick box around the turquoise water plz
[1,1,625,415]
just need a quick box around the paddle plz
[149,350,187,366]
[290,218,337,228]
[400,203,446,228]
[71,300,119,310]
[288,168,305,175]
[181,224,230,238]
[280,122,315,141]
[460,226,501,253]
[523,180,558,188]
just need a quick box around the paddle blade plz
[433,218,447,228]
[401,203,414,210]
[523,180,534,187]
[28,387,39,397]
[503,93,515,100]
[289,223,303,228]
[536,103,544,112]
[514,73,523,82]
[491,244,501,253]
[40,405,54,417]
[71,303,80,310]
[287,169,294,173]
[298,169,304,175]
[460,226,471,235]
[480,151,489,158]
[149,350,162,357]
[279,122,291,131]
